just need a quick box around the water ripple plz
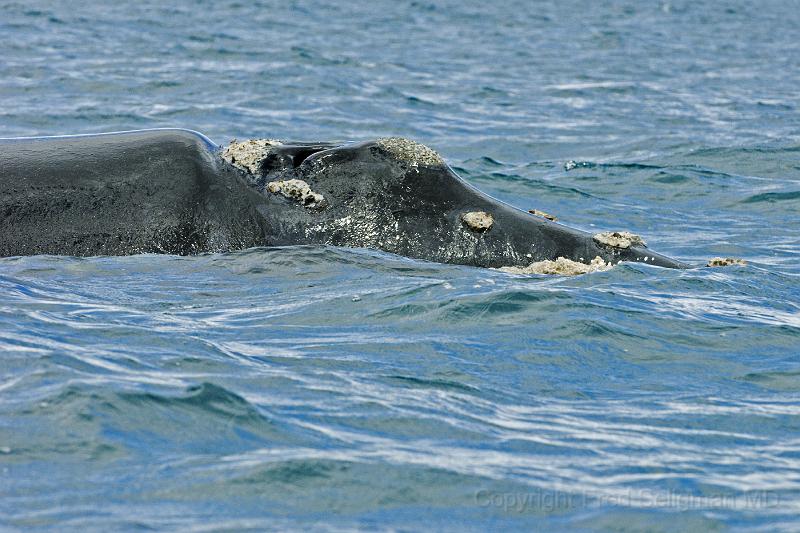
[3,0,800,529]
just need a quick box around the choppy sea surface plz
[2,0,800,530]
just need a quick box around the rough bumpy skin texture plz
[593,231,646,249]
[0,130,688,269]
[461,211,494,232]
[707,257,747,267]
[221,138,282,174]
[529,209,557,221]
[266,179,325,208]
[499,256,611,276]
[375,137,444,167]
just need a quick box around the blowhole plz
[291,147,326,168]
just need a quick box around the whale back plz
[0,129,268,256]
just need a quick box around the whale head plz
[220,137,687,271]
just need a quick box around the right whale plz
[0,129,688,269]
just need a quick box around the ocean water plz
[1,0,800,530]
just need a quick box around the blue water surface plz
[1,0,800,530]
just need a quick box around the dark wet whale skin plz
[0,129,268,256]
[0,129,687,268]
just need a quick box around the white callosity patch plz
[707,257,747,267]
[461,211,493,232]
[498,256,612,276]
[375,137,444,167]
[267,179,325,208]
[593,231,646,249]
[221,138,283,175]
[528,209,557,221]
